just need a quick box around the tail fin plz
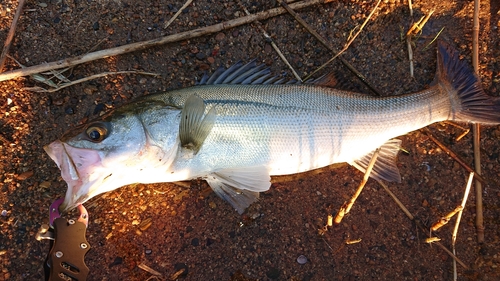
[434,41,500,124]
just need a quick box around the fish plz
[44,41,500,214]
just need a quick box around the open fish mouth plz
[44,140,102,211]
[44,140,80,181]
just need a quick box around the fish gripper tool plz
[36,198,90,281]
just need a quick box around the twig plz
[0,0,327,82]
[472,0,484,244]
[237,0,302,81]
[137,263,162,277]
[278,0,381,95]
[164,0,194,29]
[443,121,471,142]
[378,180,469,269]
[407,37,414,77]
[430,205,463,232]
[406,10,434,77]
[377,180,414,220]
[23,71,159,93]
[452,172,474,281]
[421,27,445,51]
[423,128,493,186]
[304,0,382,81]
[8,54,69,88]
[408,0,413,17]
[0,0,26,72]
[334,149,379,225]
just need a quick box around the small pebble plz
[196,52,206,60]
[191,238,199,246]
[139,218,152,231]
[93,103,105,116]
[109,257,123,268]
[215,32,226,41]
[264,44,272,53]
[207,57,215,64]
[145,249,152,255]
[93,21,100,31]
[65,107,74,115]
[266,267,280,279]
[297,255,308,265]
[38,3,48,8]
[39,181,51,189]
[1,210,7,217]
[17,171,34,180]
[199,63,210,71]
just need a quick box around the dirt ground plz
[1,0,500,280]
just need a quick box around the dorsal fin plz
[196,59,341,88]
[307,72,338,88]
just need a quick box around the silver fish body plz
[45,41,500,213]
[145,84,449,177]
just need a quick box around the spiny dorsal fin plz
[196,59,340,88]
[179,95,216,154]
[351,139,402,183]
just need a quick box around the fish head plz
[45,105,181,212]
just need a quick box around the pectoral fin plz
[204,166,271,214]
[351,139,402,182]
[179,95,216,154]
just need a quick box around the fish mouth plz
[44,140,102,212]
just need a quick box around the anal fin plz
[351,139,402,183]
[204,166,271,214]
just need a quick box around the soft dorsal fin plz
[179,95,216,154]
[204,166,271,214]
[306,72,338,88]
[351,139,402,183]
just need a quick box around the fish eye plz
[85,125,108,142]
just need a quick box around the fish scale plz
[157,84,449,179]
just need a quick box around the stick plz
[164,0,193,29]
[334,149,379,225]
[452,172,474,281]
[378,181,469,269]
[278,0,381,95]
[430,205,463,232]
[377,180,414,220]
[423,128,494,186]
[406,10,434,78]
[407,37,414,77]
[23,71,159,93]
[237,0,302,81]
[472,0,484,244]
[0,0,326,82]
[304,0,382,81]
[0,0,26,72]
